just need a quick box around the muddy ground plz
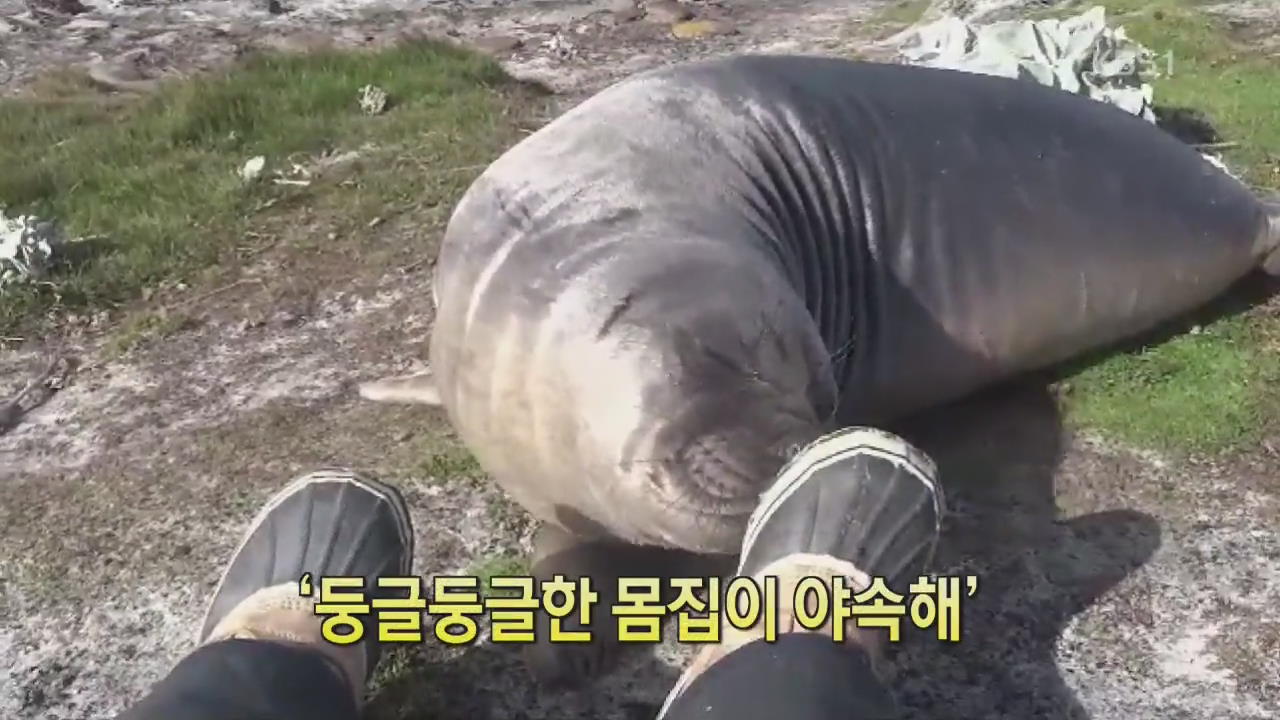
[1,0,1279,718]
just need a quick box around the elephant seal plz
[361,54,1280,683]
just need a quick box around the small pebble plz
[644,0,693,24]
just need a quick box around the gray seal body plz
[415,55,1278,555]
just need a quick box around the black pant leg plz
[116,639,359,720]
[663,633,899,720]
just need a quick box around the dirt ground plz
[1,1,1279,719]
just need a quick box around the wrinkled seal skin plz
[379,54,1280,683]
[429,54,1277,550]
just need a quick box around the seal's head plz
[562,243,838,553]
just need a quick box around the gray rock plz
[612,6,642,22]
[471,34,523,55]
[63,17,111,31]
[609,0,642,22]
[644,0,693,24]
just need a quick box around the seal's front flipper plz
[357,370,442,406]
[1265,249,1280,277]
[522,524,727,690]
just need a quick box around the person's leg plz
[116,468,415,720]
[657,427,945,720]
[116,639,361,720]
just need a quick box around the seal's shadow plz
[880,380,1161,720]
[361,380,1158,720]
[872,269,1276,718]
[1155,104,1222,146]
[876,269,1278,718]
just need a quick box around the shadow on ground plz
[881,381,1161,719]
[355,381,1161,720]
[1156,104,1222,145]
[873,269,1280,717]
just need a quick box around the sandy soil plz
[1,1,1278,718]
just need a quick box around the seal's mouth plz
[612,314,831,550]
[632,403,822,552]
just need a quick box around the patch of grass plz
[484,493,533,538]
[1042,0,1280,455]
[1093,0,1280,187]
[365,643,421,696]
[101,308,195,357]
[871,0,933,30]
[417,443,483,481]
[468,552,531,597]
[0,39,542,336]
[1062,315,1280,454]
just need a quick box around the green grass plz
[1095,0,1280,187]
[1045,0,1280,455]
[468,553,531,598]
[101,307,195,357]
[0,39,538,336]
[872,0,933,29]
[1062,316,1280,454]
[417,443,483,481]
